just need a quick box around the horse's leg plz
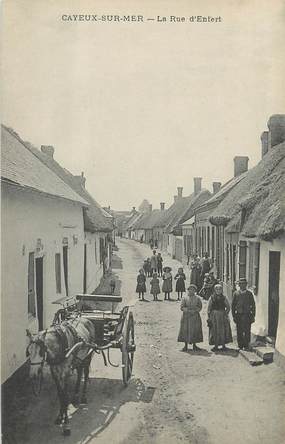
[73,367,82,406]
[62,380,71,435]
[51,367,64,425]
[81,356,91,404]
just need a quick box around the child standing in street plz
[162,266,173,300]
[136,269,147,301]
[174,267,186,301]
[150,272,161,301]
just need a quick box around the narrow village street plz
[3,238,285,444]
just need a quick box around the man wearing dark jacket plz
[232,278,256,350]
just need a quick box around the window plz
[211,226,215,260]
[238,241,247,279]
[55,253,61,294]
[225,243,230,281]
[28,252,36,317]
[207,226,210,255]
[94,239,98,263]
[248,242,260,293]
[99,238,105,263]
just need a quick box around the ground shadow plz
[111,254,123,270]
[187,349,212,357]
[2,373,156,444]
[213,348,239,357]
[94,270,122,296]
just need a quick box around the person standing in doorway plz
[162,266,173,300]
[136,269,147,301]
[232,278,256,351]
[200,252,211,281]
[190,254,202,291]
[157,253,163,277]
[150,250,158,276]
[174,267,186,301]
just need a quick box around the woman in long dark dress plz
[174,267,186,301]
[178,284,203,351]
[136,269,147,301]
[207,284,233,351]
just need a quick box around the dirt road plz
[3,238,285,444]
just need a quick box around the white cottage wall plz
[1,184,85,383]
[84,232,104,293]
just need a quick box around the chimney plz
[174,195,178,203]
[160,202,165,211]
[261,131,269,157]
[267,114,285,148]
[177,187,183,199]
[41,145,55,158]
[74,171,86,188]
[132,206,136,213]
[234,156,249,177]
[212,182,221,194]
[194,177,202,195]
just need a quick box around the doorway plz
[83,244,87,293]
[268,251,280,338]
[63,246,68,296]
[35,257,44,330]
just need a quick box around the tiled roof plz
[23,140,113,233]
[1,125,88,206]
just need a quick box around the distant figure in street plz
[200,252,211,281]
[150,239,154,250]
[140,234,144,243]
[174,267,186,301]
[154,239,158,248]
[150,272,160,301]
[162,266,173,300]
[136,269,147,301]
[150,250,158,276]
[207,284,233,352]
[232,278,256,351]
[157,253,163,277]
[143,259,149,276]
[178,284,203,352]
[190,255,202,291]
[146,258,152,277]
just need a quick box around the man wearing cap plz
[232,278,256,350]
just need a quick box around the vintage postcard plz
[1,0,285,443]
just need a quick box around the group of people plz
[136,250,187,301]
[178,278,256,352]
[190,252,214,292]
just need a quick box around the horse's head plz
[26,329,47,379]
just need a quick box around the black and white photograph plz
[1,0,285,443]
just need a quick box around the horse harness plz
[27,321,90,367]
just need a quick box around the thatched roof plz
[211,143,285,240]
[20,134,113,233]
[1,125,88,206]
[132,210,167,230]
[163,189,212,233]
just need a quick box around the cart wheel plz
[122,310,135,386]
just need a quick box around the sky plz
[2,0,285,210]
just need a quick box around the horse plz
[26,316,96,435]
